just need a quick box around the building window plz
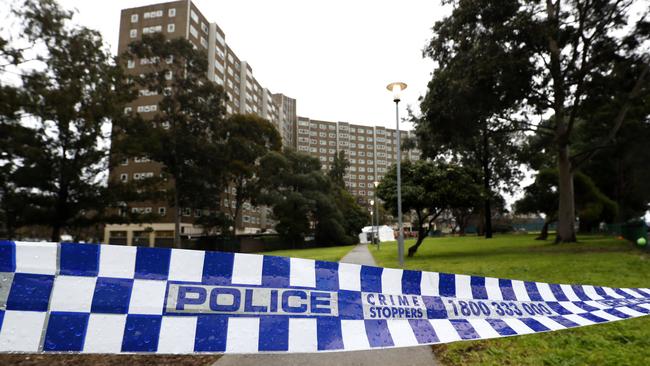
[124,107,132,114]
[143,25,162,34]
[120,173,128,182]
[183,208,191,216]
[144,10,163,19]
[189,25,198,38]
[127,59,135,69]
[136,105,157,113]
[131,14,138,23]
[168,8,176,17]
[165,71,173,80]
[190,10,199,23]
[129,29,137,38]
[158,207,166,216]
[167,23,175,33]
[120,158,128,166]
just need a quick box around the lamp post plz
[373,181,380,249]
[369,204,374,245]
[386,82,407,268]
[369,200,375,245]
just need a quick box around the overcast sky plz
[55,0,449,130]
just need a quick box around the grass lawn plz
[371,234,650,366]
[261,244,356,262]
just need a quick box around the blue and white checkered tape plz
[0,240,648,354]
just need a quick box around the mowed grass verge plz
[371,234,650,366]
[261,244,356,262]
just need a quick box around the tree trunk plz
[174,189,181,248]
[556,146,577,243]
[407,225,426,257]
[482,128,492,239]
[51,224,61,242]
[536,221,550,240]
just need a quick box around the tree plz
[420,0,649,243]
[258,150,324,246]
[258,150,363,246]
[219,114,281,235]
[516,169,618,239]
[1,0,132,241]
[328,150,350,188]
[417,0,531,239]
[377,161,482,257]
[576,91,650,222]
[116,33,227,247]
[332,186,369,243]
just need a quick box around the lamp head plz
[386,82,407,102]
[370,199,375,206]
[373,181,379,188]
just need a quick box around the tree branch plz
[571,62,650,170]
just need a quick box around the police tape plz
[0,240,648,354]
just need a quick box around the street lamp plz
[386,81,407,267]
[369,203,374,245]
[373,181,380,249]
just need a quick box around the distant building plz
[105,0,419,246]
[295,117,420,206]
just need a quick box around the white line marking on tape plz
[429,320,461,343]
[582,285,604,300]
[620,288,643,298]
[534,316,566,331]
[536,283,558,302]
[511,280,531,302]
[168,249,205,282]
[484,277,502,301]
[14,241,57,275]
[98,245,136,279]
[602,287,625,299]
[231,253,263,285]
[420,272,439,296]
[338,263,361,291]
[83,314,127,353]
[386,319,419,347]
[128,279,167,315]
[584,300,609,310]
[558,302,588,314]
[289,258,316,288]
[591,310,624,321]
[381,268,403,295]
[564,314,594,326]
[157,316,198,353]
[288,318,317,352]
[502,318,535,335]
[467,319,501,339]
[340,320,370,351]
[454,275,473,300]
[226,317,260,353]
[0,311,46,352]
[49,275,97,312]
[559,284,581,301]
[617,306,645,317]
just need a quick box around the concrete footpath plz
[214,244,438,366]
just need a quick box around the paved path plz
[214,244,438,366]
